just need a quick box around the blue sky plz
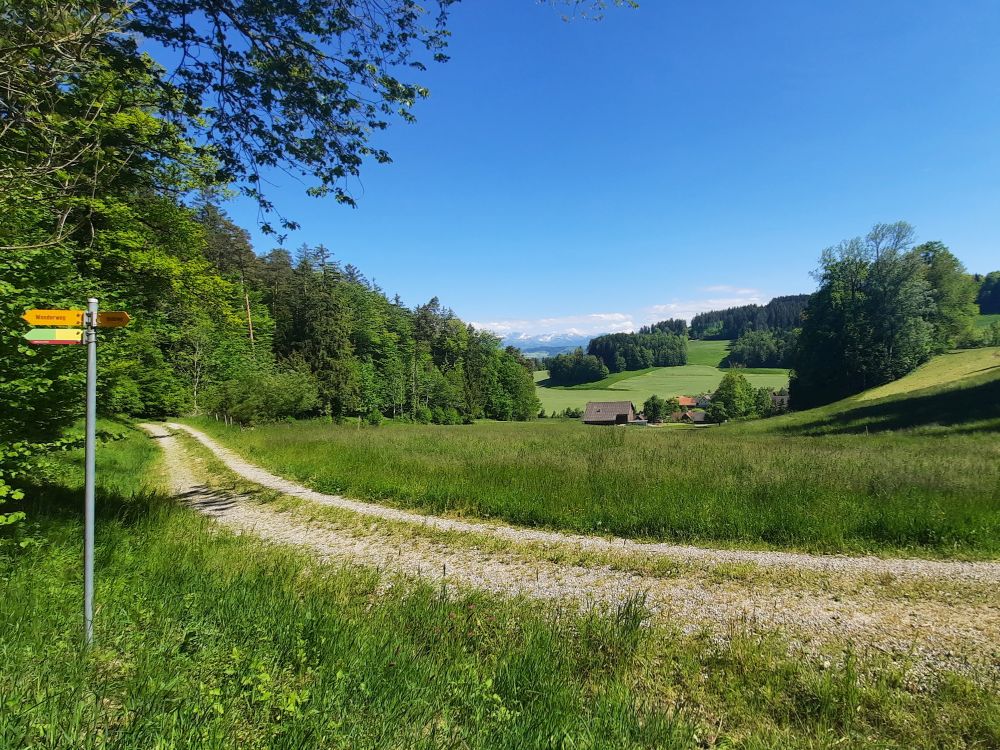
[218,0,1000,339]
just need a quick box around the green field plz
[5,426,998,747]
[181,349,1000,557]
[976,313,1000,329]
[535,339,788,412]
[536,366,788,412]
[685,338,732,366]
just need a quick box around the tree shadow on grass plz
[784,375,1000,436]
[9,480,170,528]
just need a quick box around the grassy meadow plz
[745,348,1000,436]
[975,313,1000,329]
[185,402,999,559]
[2,427,999,748]
[535,339,789,413]
[685,338,731,367]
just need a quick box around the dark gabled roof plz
[583,401,635,421]
[682,410,707,422]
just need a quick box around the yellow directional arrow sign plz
[22,309,84,327]
[96,311,131,328]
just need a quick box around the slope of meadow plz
[751,347,1000,436]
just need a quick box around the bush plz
[642,395,666,423]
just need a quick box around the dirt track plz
[140,422,1000,682]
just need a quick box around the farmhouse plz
[677,396,698,408]
[583,401,637,425]
[680,410,707,423]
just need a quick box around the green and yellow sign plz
[23,328,84,345]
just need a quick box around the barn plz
[583,401,637,425]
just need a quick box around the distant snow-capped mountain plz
[501,332,596,349]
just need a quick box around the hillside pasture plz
[750,347,1000,436]
[685,338,731,367]
[536,363,789,412]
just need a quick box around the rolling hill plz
[535,340,789,412]
[749,347,1000,435]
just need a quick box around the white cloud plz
[472,288,765,340]
[470,312,635,339]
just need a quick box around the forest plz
[689,294,810,340]
[587,329,687,371]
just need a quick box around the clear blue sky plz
[218,0,1000,340]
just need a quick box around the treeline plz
[3,201,541,436]
[241,243,540,424]
[545,349,609,386]
[689,295,810,340]
[725,329,798,368]
[587,330,687,372]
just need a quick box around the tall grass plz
[187,416,1000,558]
[2,427,998,748]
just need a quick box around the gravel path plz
[162,421,1000,585]
[142,422,1000,680]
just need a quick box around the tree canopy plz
[587,328,686,373]
[788,222,982,409]
[689,295,809,340]
[545,348,609,386]
[978,271,1000,314]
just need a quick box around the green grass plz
[2,427,998,748]
[534,367,657,390]
[975,313,1000,329]
[185,387,1000,557]
[747,348,1000,436]
[685,338,732,367]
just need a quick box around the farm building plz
[677,396,698,408]
[583,401,637,425]
[771,388,789,410]
[680,410,707,423]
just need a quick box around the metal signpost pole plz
[83,297,98,645]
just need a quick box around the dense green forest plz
[545,348,610,386]
[689,294,810,340]
[587,329,687,371]
[725,329,798,368]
